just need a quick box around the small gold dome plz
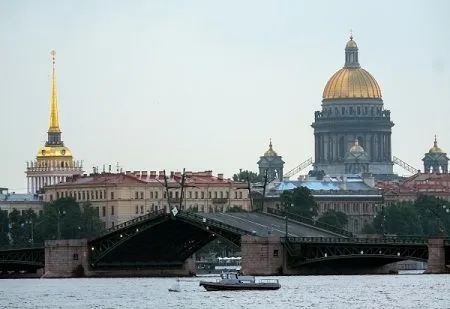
[346,37,358,49]
[349,139,364,153]
[37,146,73,159]
[264,140,278,157]
[323,68,382,100]
[429,136,444,153]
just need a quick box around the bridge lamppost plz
[56,209,66,240]
[285,203,293,239]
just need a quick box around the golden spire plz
[429,134,443,153]
[48,50,60,133]
[264,138,278,156]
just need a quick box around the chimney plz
[362,173,375,188]
[341,175,347,191]
[218,173,224,180]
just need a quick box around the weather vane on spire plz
[51,50,56,66]
[349,29,353,40]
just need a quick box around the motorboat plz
[168,279,181,292]
[199,272,280,291]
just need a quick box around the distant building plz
[0,188,43,215]
[43,171,250,228]
[257,140,285,182]
[254,174,383,234]
[25,50,83,195]
[422,136,448,174]
[312,35,394,176]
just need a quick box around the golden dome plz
[37,146,73,159]
[323,67,382,100]
[429,136,444,153]
[349,139,364,153]
[264,140,278,157]
[323,36,382,100]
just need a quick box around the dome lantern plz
[322,35,382,100]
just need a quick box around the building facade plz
[256,174,383,234]
[257,140,285,182]
[43,170,251,228]
[312,36,394,176]
[0,188,43,215]
[25,50,83,195]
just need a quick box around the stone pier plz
[241,235,283,275]
[43,239,89,278]
[425,239,448,274]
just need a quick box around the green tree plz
[232,170,263,183]
[317,210,348,230]
[280,187,318,219]
[0,210,9,246]
[371,203,422,236]
[36,198,105,240]
[414,195,450,236]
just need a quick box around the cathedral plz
[25,51,83,194]
[312,35,394,176]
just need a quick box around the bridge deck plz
[201,212,341,237]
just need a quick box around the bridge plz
[0,210,448,277]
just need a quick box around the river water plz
[0,273,448,309]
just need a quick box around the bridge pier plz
[425,239,448,274]
[42,239,89,278]
[241,235,284,275]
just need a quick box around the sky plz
[1,0,450,193]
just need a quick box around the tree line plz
[0,197,105,247]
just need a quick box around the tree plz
[413,195,450,236]
[280,187,318,219]
[232,170,263,183]
[0,210,9,246]
[368,202,422,236]
[36,197,105,241]
[317,210,348,230]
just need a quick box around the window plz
[214,192,218,198]
[95,191,98,199]
[188,191,192,198]
[208,192,212,199]
[73,253,79,261]
[135,206,139,214]
[111,191,114,200]
[102,206,106,217]
[140,205,144,214]
[155,192,158,199]
[195,191,198,199]
[135,192,139,199]
[140,192,144,199]
[220,191,223,198]
[201,191,204,199]
[111,206,115,216]
[150,192,154,199]
[273,250,279,257]
[239,192,242,199]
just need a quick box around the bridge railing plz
[177,211,250,236]
[285,236,430,245]
[266,208,353,238]
[0,244,45,251]
[100,209,167,236]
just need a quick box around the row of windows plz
[51,189,246,202]
[53,190,111,201]
[319,202,380,214]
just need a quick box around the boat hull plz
[199,281,280,291]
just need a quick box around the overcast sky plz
[1,0,449,192]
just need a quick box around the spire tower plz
[47,50,62,145]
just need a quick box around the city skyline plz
[1,1,450,192]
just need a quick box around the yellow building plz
[43,170,251,227]
[25,51,83,194]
